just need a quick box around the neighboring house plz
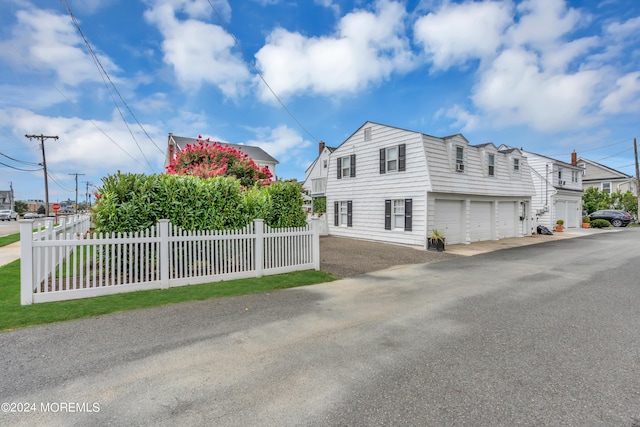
[302,141,335,202]
[577,157,638,196]
[165,133,279,180]
[326,122,536,248]
[507,148,584,229]
[0,190,12,210]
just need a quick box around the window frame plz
[455,146,464,172]
[488,153,495,177]
[513,158,520,172]
[384,199,412,231]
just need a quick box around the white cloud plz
[0,8,119,87]
[413,0,513,70]
[506,0,583,49]
[600,72,640,114]
[472,48,603,132]
[436,105,480,132]
[244,125,312,166]
[254,0,415,101]
[0,108,165,175]
[144,0,249,97]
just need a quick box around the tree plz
[582,187,637,214]
[37,205,46,215]
[14,200,28,214]
[166,137,272,188]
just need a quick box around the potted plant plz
[428,229,446,251]
[582,216,590,228]
[555,219,564,232]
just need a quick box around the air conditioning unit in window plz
[456,164,465,172]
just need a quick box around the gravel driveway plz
[319,235,458,278]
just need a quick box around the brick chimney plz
[571,150,577,166]
[319,140,325,155]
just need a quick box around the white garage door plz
[498,202,516,238]
[566,201,578,228]
[470,201,492,242]
[434,200,464,245]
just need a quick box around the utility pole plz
[25,134,58,216]
[634,138,639,221]
[83,181,93,210]
[9,181,13,211]
[69,173,85,213]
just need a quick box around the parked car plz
[0,209,18,221]
[23,212,39,219]
[588,210,632,227]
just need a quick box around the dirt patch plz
[319,236,459,278]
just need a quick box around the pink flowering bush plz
[166,136,272,188]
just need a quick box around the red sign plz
[52,203,61,211]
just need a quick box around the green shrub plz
[313,196,326,214]
[582,216,591,223]
[93,172,306,233]
[590,219,611,228]
[556,219,564,226]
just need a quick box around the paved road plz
[1,229,639,426]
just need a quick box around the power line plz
[0,151,41,166]
[8,42,148,169]
[205,0,320,144]
[0,160,43,172]
[60,0,159,173]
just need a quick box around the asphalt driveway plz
[319,235,458,278]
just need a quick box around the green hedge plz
[590,219,611,228]
[94,172,306,233]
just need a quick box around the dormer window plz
[513,158,520,171]
[364,127,372,141]
[488,154,495,176]
[455,146,464,172]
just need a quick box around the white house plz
[165,133,279,179]
[303,141,335,205]
[577,157,637,196]
[508,148,584,229]
[326,122,536,248]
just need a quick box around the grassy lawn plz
[0,232,20,247]
[0,259,336,332]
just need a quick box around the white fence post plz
[255,219,264,278]
[159,219,170,289]
[20,220,34,305]
[311,216,320,271]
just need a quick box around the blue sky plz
[1,0,639,203]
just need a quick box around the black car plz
[588,210,632,227]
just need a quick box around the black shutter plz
[380,148,386,174]
[334,202,339,226]
[350,154,356,177]
[404,199,412,231]
[337,158,342,179]
[347,201,353,227]
[398,144,406,172]
[385,200,391,230]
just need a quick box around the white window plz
[341,156,350,178]
[364,127,372,141]
[572,171,578,182]
[323,160,327,169]
[393,200,405,229]
[488,154,495,176]
[513,158,520,171]
[386,146,398,172]
[339,201,349,226]
[602,182,611,193]
[455,147,464,172]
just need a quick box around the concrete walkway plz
[0,241,20,267]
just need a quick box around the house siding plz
[326,122,535,247]
[326,123,430,247]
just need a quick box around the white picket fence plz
[20,217,320,305]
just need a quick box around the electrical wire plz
[47,172,75,192]
[0,151,41,166]
[8,42,147,169]
[0,160,43,172]
[60,0,158,173]
[205,0,320,144]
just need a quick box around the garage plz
[556,198,580,228]
[433,200,464,244]
[498,202,517,238]
[470,201,493,242]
